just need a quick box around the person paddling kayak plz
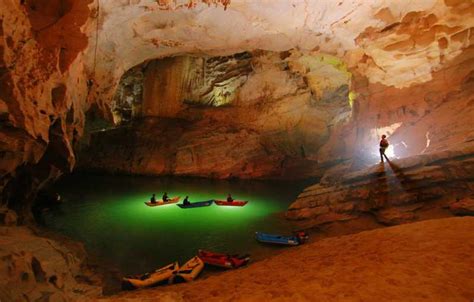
[150,194,156,204]
[226,193,234,202]
[162,192,170,202]
[183,196,191,205]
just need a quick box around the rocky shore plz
[287,146,474,227]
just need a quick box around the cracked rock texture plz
[0,0,473,300]
[78,51,351,178]
[0,225,101,301]
[2,0,473,207]
[287,145,474,226]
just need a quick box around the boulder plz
[0,226,102,301]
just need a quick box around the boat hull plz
[255,232,301,246]
[214,200,248,207]
[198,249,250,269]
[177,200,214,208]
[121,262,179,290]
[145,196,180,207]
[171,256,204,283]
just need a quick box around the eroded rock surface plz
[78,51,351,178]
[0,1,473,300]
[449,197,474,216]
[287,146,474,226]
[1,0,473,208]
[0,0,93,217]
[0,226,101,301]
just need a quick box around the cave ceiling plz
[89,0,473,92]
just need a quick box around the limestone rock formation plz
[0,1,473,300]
[287,146,474,226]
[78,50,351,178]
[0,0,93,218]
[1,0,473,209]
[112,66,145,124]
[449,197,474,216]
[0,226,101,301]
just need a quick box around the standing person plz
[379,135,389,162]
[150,194,156,204]
[226,193,234,203]
[162,192,170,202]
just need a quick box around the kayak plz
[255,231,309,246]
[121,262,179,290]
[177,200,214,209]
[198,249,250,269]
[144,196,180,207]
[170,256,204,283]
[214,200,248,207]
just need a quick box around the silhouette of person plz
[379,135,389,162]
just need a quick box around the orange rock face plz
[0,1,93,216]
[1,0,473,211]
[0,1,473,300]
[287,146,474,226]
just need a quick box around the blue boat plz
[255,231,308,246]
[176,200,214,209]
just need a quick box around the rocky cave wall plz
[0,0,473,299]
[79,50,353,178]
[0,0,95,218]
[1,0,473,210]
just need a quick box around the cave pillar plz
[142,57,191,118]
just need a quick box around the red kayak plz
[214,200,248,207]
[198,250,250,269]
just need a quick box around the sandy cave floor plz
[97,217,474,302]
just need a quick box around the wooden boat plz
[144,196,180,207]
[170,256,204,283]
[198,249,250,269]
[255,231,308,246]
[121,262,179,290]
[214,200,248,207]
[177,200,214,209]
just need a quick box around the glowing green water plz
[42,174,309,275]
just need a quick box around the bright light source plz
[385,144,396,158]
[348,91,357,108]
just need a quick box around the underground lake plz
[39,173,311,280]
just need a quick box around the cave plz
[1,0,473,301]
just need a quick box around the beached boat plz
[255,231,308,246]
[170,256,204,283]
[198,249,250,269]
[121,262,179,290]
